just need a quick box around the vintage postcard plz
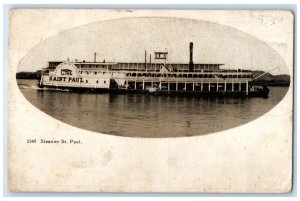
[8,9,293,192]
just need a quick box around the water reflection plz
[18,79,288,137]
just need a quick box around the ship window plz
[104,80,106,84]
[96,80,98,83]
[86,80,88,83]
[87,72,89,75]
[95,72,97,75]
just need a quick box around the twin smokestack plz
[93,42,194,72]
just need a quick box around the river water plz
[17,79,289,137]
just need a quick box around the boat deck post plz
[142,79,145,90]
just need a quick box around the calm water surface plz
[18,79,289,137]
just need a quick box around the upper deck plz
[44,60,253,79]
[47,61,224,72]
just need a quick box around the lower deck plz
[39,82,269,98]
[121,80,249,93]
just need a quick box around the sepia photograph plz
[8,9,294,192]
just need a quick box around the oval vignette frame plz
[16,17,291,138]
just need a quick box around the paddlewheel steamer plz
[39,42,269,98]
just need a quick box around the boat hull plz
[111,89,269,98]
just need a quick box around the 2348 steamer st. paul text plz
[26,139,82,144]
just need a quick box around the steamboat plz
[39,42,269,98]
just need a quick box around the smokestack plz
[94,52,97,62]
[189,42,194,72]
[145,50,147,70]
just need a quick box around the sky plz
[18,17,289,75]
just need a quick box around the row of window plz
[78,71,253,78]
[77,65,109,68]
[80,71,107,75]
[85,80,107,84]
[125,73,253,79]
